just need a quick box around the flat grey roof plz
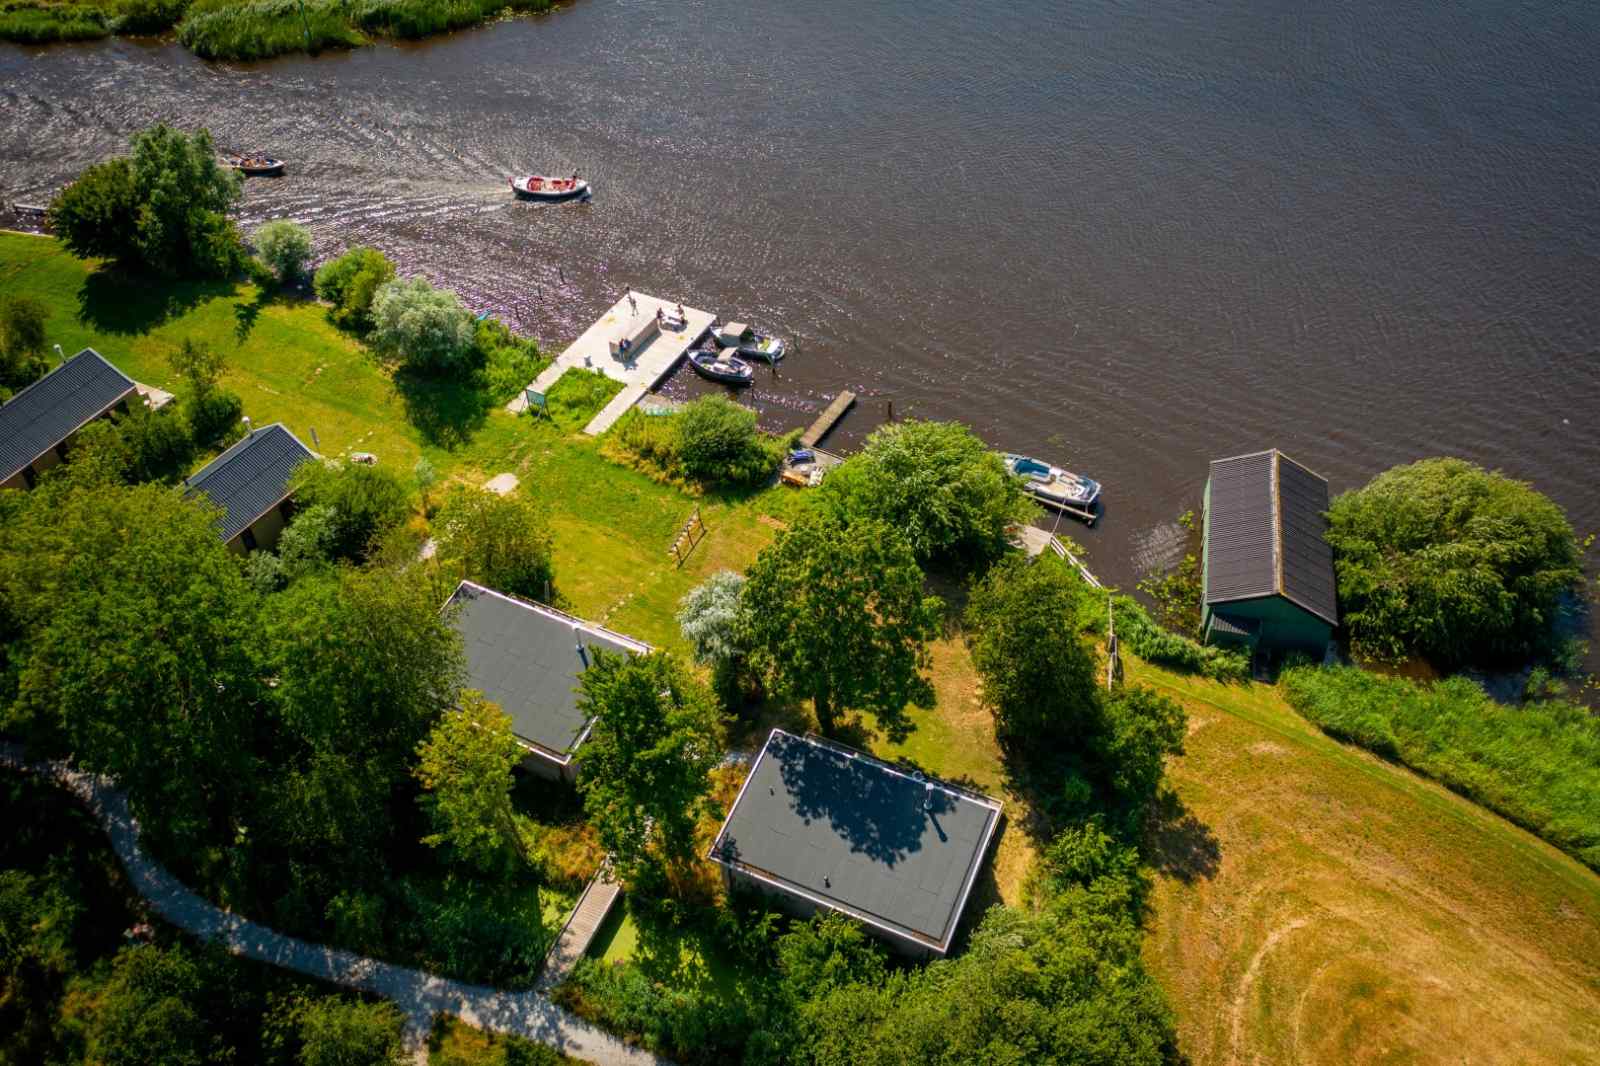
[184,423,314,543]
[1205,449,1338,626]
[0,348,136,481]
[710,730,1001,953]
[445,581,650,760]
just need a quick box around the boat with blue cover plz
[1004,453,1101,511]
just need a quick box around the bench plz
[609,314,661,360]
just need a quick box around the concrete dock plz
[508,291,715,436]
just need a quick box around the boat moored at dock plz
[511,174,590,201]
[1004,453,1101,515]
[717,321,786,362]
[688,348,754,385]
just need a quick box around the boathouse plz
[444,581,651,783]
[1201,448,1338,657]
[709,729,1002,959]
[0,348,138,490]
[184,422,314,553]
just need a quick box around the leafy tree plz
[1326,457,1583,665]
[295,997,406,1066]
[245,503,339,593]
[254,219,314,285]
[48,123,244,278]
[314,246,397,332]
[818,419,1034,571]
[965,555,1100,745]
[415,692,528,874]
[0,295,50,396]
[168,336,226,397]
[118,405,194,483]
[2,482,264,852]
[80,944,214,1066]
[677,396,778,486]
[413,455,437,513]
[741,511,940,734]
[678,569,749,708]
[575,651,721,882]
[370,277,476,374]
[260,567,464,877]
[1098,684,1186,813]
[294,458,412,561]
[433,485,554,601]
[169,338,243,446]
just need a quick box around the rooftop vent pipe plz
[573,624,588,668]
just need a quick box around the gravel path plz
[1,745,667,1066]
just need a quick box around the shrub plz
[48,123,244,278]
[184,387,244,448]
[678,570,750,709]
[677,396,779,487]
[474,318,546,404]
[818,418,1034,571]
[295,997,406,1066]
[0,294,51,396]
[313,246,395,332]
[1326,457,1583,666]
[252,219,313,285]
[1282,664,1600,870]
[606,408,684,479]
[293,459,411,560]
[177,0,367,60]
[432,485,554,602]
[370,277,477,374]
[119,406,193,483]
[1105,593,1249,682]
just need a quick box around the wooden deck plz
[799,390,856,448]
[536,864,622,991]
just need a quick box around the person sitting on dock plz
[618,336,632,356]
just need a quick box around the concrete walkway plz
[0,745,668,1066]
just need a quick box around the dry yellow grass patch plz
[1134,660,1600,1066]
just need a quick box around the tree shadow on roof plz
[773,732,952,867]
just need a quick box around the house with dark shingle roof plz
[183,422,314,552]
[444,580,651,782]
[1201,448,1338,656]
[709,729,1002,959]
[0,348,138,490]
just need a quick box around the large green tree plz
[965,555,1100,746]
[741,511,940,734]
[294,458,412,561]
[48,123,244,278]
[1,481,264,851]
[295,997,406,1066]
[1325,457,1583,665]
[414,692,528,874]
[575,650,721,883]
[818,419,1034,571]
[433,485,555,601]
[260,567,464,878]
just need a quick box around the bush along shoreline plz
[1,0,560,60]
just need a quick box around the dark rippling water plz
[2,0,1598,617]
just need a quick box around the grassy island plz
[0,0,558,60]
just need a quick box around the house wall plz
[1,468,25,491]
[1205,595,1331,654]
[723,866,938,960]
[517,748,577,784]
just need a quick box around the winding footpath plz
[0,744,668,1066]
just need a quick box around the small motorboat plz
[688,348,754,386]
[225,155,285,177]
[1004,453,1101,511]
[716,320,786,362]
[511,174,590,201]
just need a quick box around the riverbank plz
[0,0,558,59]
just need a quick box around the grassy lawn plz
[1132,658,1600,1065]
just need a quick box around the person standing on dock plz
[626,287,637,315]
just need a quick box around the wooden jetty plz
[799,390,857,448]
[536,863,622,991]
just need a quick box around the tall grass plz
[177,0,365,59]
[1282,664,1600,871]
[0,1,113,41]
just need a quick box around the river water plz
[2,0,1598,605]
